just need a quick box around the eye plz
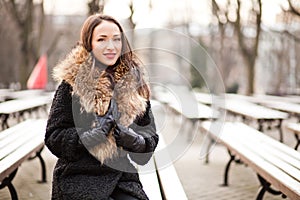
[114,38,121,42]
[97,38,105,42]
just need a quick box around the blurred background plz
[1,0,300,95]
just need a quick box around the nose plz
[106,39,114,49]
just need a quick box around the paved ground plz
[0,103,298,199]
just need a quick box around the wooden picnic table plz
[226,93,300,120]
[0,95,53,129]
[220,98,289,142]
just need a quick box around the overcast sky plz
[43,0,288,28]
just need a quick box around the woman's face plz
[91,20,122,66]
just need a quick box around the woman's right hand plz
[94,99,118,135]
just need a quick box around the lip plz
[104,53,116,59]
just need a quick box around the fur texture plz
[53,45,149,163]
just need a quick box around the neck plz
[95,59,107,70]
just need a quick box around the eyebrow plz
[97,34,121,37]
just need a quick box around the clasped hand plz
[94,99,146,153]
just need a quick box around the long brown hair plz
[80,14,150,99]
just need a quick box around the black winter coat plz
[45,81,159,200]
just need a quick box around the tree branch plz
[8,0,22,27]
[287,0,300,16]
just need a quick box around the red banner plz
[27,54,48,89]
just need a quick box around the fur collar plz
[53,45,149,163]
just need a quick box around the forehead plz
[93,20,121,36]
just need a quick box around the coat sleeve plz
[45,81,86,161]
[128,101,159,165]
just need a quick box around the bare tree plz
[0,3,21,86]
[210,0,240,92]
[88,0,105,15]
[209,0,262,94]
[235,0,262,94]
[4,0,45,88]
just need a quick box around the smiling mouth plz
[104,53,116,59]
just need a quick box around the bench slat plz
[234,123,300,161]
[233,135,300,182]
[138,157,162,200]
[0,122,40,148]
[0,120,35,141]
[229,123,300,174]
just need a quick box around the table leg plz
[257,119,264,132]
[1,114,10,129]
[294,134,299,150]
[277,119,283,142]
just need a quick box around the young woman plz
[45,14,159,200]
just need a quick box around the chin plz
[106,60,118,66]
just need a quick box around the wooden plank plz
[0,96,52,114]
[0,120,34,140]
[286,122,300,135]
[138,157,162,200]
[154,135,188,200]
[168,101,217,120]
[233,123,300,165]
[232,128,300,182]
[253,94,300,104]
[192,91,214,105]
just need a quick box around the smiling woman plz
[45,13,159,200]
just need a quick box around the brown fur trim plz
[89,133,118,164]
[53,45,149,162]
[53,45,89,85]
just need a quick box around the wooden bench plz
[0,96,52,129]
[138,120,188,200]
[285,122,300,150]
[219,98,289,142]
[0,119,47,200]
[201,121,300,200]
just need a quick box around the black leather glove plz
[79,100,116,149]
[94,108,115,136]
[114,123,146,153]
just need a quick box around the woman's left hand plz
[114,124,146,153]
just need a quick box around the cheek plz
[116,44,122,54]
[92,43,104,51]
